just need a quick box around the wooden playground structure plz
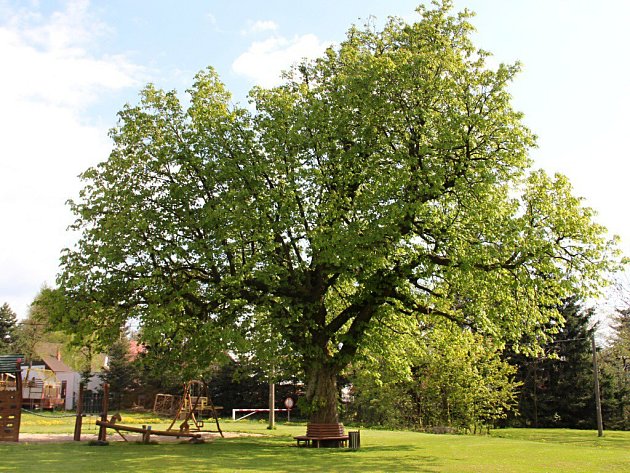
[164,380,223,435]
[0,355,23,442]
[93,379,223,443]
[2,368,224,445]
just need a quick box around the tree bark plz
[304,364,340,424]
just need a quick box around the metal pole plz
[591,335,604,437]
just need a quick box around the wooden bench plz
[294,423,349,448]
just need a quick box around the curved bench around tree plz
[294,423,349,448]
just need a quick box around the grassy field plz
[1,411,628,472]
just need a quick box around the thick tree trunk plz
[304,364,340,424]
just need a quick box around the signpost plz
[284,397,294,422]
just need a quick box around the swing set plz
[165,379,223,436]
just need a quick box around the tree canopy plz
[53,2,620,423]
[346,315,518,431]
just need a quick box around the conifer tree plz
[0,302,18,352]
[508,297,597,428]
[601,308,630,429]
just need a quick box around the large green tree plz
[15,287,98,372]
[53,2,619,424]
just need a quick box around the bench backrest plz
[306,423,345,437]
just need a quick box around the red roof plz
[128,339,146,360]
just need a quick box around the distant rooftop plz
[40,354,74,373]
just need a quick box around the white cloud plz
[232,33,331,87]
[249,20,278,34]
[0,1,143,318]
[0,2,142,109]
[240,19,279,36]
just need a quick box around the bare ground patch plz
[15,430,259,444]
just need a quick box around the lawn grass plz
[2,411,629,472]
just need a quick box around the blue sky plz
[1,0,629,319]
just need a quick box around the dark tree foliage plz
[506,297,597,428]
[208,360,302,419]
[133,351,190,399]
[130,347,301,415]
[100,337,139,409]
[600,308,630,430]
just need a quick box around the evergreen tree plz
[0,302,18,352]
[100,337,138,409]
[507,297,597,428]
[600,308,630,429]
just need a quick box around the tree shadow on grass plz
[0,437,442,473]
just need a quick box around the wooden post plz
[98,383,109,442]
[73,383,84,441]
[14,358,23,443]
[591,335,604,437]
[268,377,275,430]
[142,425,152,444]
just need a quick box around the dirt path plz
[16,431,250,444]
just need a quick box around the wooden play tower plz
[0,354,24,442]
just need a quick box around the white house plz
[22,354,80,410]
